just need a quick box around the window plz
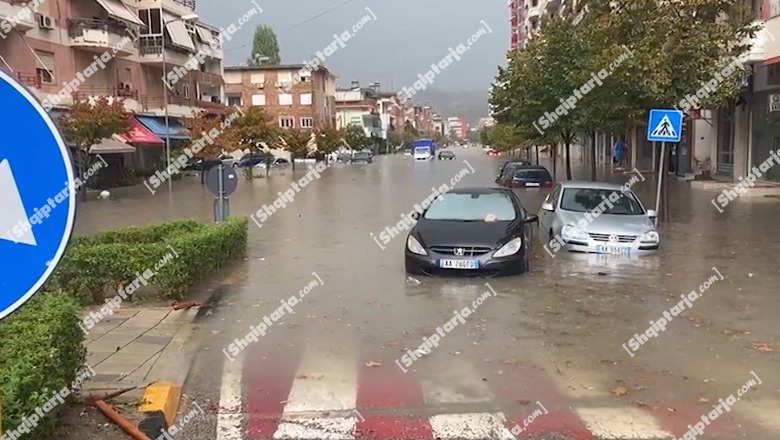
[35,51,55,84]
[300,75,310,82]
[300,93,312,105]
[227,94,242,106]
[279,117,294,128]
[225,72,242,84]
[278,94,293,105]
[424,193,517,221]
[560,188,645,215]
[251,94,266,106]
[138,8,162,35]
[250,73,265,84]
[277,71,293,85]
[300,117,314,128]
[182,84,190,99]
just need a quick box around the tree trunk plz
[291,152,296,172]
[551,145,557,179]
[535,145,540,165]
[590,131,597,181]
[564,142,572,180]
[662,148,670,222]
[78,149,87,202]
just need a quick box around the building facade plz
[223,64,337,130]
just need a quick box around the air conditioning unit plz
[38,15,54,30]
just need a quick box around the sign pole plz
[217,163,224,223]
[654,141,666,226]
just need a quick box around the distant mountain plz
[407,89,490,125]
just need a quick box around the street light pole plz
[161,14,198,194]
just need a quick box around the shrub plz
[0,292,86,438]
[47,217,248,304]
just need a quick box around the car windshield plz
[441,152,454,157]
[514,169,551,180]
[414,147,430,153]
[354,152,370,158]
[560,188,645,215]
[424,193,517,221]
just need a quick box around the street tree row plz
[489,0,760,180]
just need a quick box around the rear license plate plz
[439,259,479,269]
[526,182,540,187]
[596,245,631,255]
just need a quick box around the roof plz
[447,187,515,195]
[559,180,628,190]
[224,64,332,75]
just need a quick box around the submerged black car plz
[351,151,373,163]
[405,187,538,277]
[438,150,456,160]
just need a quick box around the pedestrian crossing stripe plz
[650,115,677,139]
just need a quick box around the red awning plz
[114,116,164,145]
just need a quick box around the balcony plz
[73,84,139,100]
[744,20,779,63]
[68,19,135,56]
[0,0,36,32]
[528,4,541,18]
[138,35,194,66]
[545,0,561,13]
[140,92,228,114]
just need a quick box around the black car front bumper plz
[405,249,527,277]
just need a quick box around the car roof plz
[447,187,516,196]
[558,180,628,190]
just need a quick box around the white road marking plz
[216,351,245,440]
[429,413,516,440]
[274,341,357,439]
[576,407,672,439]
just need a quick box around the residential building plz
[432,114,445,137]
[446,117,468,140]
[0,0,228,171]
[223,64,337,130]
[477,117,495,128]
[335,82,381,139]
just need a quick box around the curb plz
[137,307,199,437]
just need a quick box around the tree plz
[57,97,130,201]
[247,25,281,65]
[276,128,310,171]
[315,126,343,154]
[228,106,276,153]
[343,124,369,151]
[182,112,233,183]
[387,129,403,151]
[488,123,526,156]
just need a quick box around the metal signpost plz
[646,109,683,225]
[0,71,77,434]
[205,163,238,222]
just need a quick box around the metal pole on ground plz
[654,141,665,226]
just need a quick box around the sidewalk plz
[82,307,199,401]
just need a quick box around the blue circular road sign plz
[0,70,75,320]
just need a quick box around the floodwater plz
[75,148,780,439]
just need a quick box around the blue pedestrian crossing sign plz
[0,70,76,321]
[646,109,683,142]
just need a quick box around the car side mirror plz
[526,214,539,223]
[541,202,555,212]
[647,209,657,218]
[411,211,420,220]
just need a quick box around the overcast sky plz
[198,0,509,93]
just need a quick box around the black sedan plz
[351,151,373,163]
[438,150,456,160]
[405,187,538,277]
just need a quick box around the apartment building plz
[224,64,336,131]
[0,0,227,171]
[446,117,468,140]
[509,0,582,51]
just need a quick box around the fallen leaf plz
[634,386,647,391]
[504,359,519,365]
[636,401,650,409]
[611,387,630,396]
[698,397,710,403]
[666,407,677,412]
[365,361,381,367]
[752,342,773,352]
[296,374,308,379]
[517,399,532,405]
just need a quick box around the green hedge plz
[0,292,86,438]
[47,217,248,304]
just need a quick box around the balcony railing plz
[138,35,192,55]
[172,0,196,9]
[67,18,129,39]
[73,85,139,100]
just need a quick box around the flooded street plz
[76,148,780,439]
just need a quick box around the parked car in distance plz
[236,152,271,168]
[438,150,456,160]
[500,166,554,189]
[351,151,373,163]
[495,160,532,183]
[337,153,353,163]
[538,181,660,256]
[253,157,290,169]
[219,154,238,167]
[404,187,538,276]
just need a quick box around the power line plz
[224,0,360,55]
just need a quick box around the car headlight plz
[561,224,588,241]
[407,235,427,255]
[493,237,523,258]
[641,231,659,242]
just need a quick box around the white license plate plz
[596,245,631,255]
[439,259,479,269]
[526,182,540,187]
